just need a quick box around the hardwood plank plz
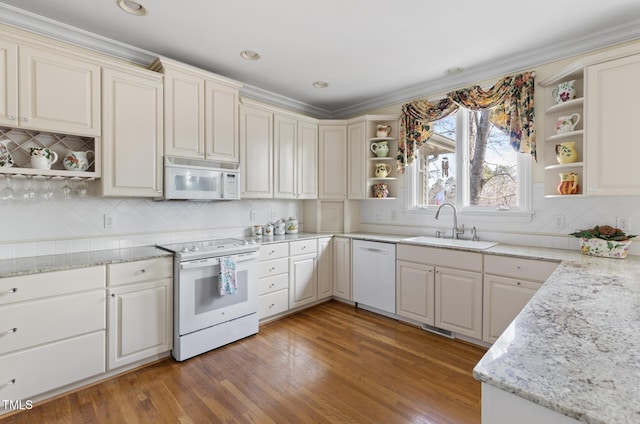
[0,301,486,423]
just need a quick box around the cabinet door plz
[483,274,540,343]
[317,237,333,299]
[107,278,172,370]
[19,45,100,136]
[333,237,351,300]
[435,267,483,339]
[240,105,273,198]
[396,261,435,326]
[297,121,318,199]
[586,54,640,195]
[0,39,17,127]
[101,68,163,197]
[319,125,347,199]
[274,114,297,199]
[289,253,317,309]
[163,68,204,158]
[347,121,366,199]
[205,80,239,162]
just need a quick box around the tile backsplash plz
[0,190,301,259]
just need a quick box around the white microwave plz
[161,156,240,200]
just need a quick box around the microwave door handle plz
[179,258,220,270]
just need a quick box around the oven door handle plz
[180,258,220,270]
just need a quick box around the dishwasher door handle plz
[358,246,388,254]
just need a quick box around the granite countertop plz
[473,254,640,424]
[0,246,172,278]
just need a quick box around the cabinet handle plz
[269,283,275,288]
[19,117,28,122]
[135,269,146,275]
[6,288,18,294]
[3,379,16,387]
[269,303,275,308]
[301,246,306,250]
[1,327,17,337]
[516,281,522,286]
[111,293,116,298]
[269,267,275,272]
[6,115,15,120]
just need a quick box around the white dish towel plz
[218,255,238,296]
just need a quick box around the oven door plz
[176,252,258,336]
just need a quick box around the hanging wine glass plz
[60,177,72,200]
[75,179,87,198]
[21,175,36,202]
[42,176,55,201]
[0,175,14,201]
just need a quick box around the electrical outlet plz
[373,210,383,221]
[271,210,277,221]
[553,214,565,229]
[617,217,630,231]
[250,210,256,221]
[391,209,397,222]
[104,214,115,229]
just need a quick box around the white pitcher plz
[0,140,14,168]
[29,148,58,170]
[63,149,94,171]
[370,141,389,157]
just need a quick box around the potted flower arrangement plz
[569,225,636,258]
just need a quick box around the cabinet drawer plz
[484,255,559,282]
[0,331,105,402]
[259,242,289,261]
[290,239,317,256]
[107,257,173,287]
[259,289,289,319]
[259,274,289,295]
[0,266,105,306]
[397,244,482,272]
[258,257,288,278]
[0,289,105,356]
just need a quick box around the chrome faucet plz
[435,202,464,239]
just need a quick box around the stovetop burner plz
[157,237,259,260]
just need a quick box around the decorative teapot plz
[29,147,58,170]
[557,172,579,195]
[0,140,14,168]
[370,141,389,157]
[376,125,392,137]
[552,80,576,103]
[63,150,94,171]
[375,163,391,178]
[555,141,578,164]
[555,113,580,134]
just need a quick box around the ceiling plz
[1,0,640,118]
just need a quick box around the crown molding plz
[1,3,639,119]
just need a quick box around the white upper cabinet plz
[274,114,318,199]
[296,120,318,199]
[319,125,347,199]
[586,53,640,196]
[0,42,100,137]
[151,57,241,163]
[100,67,164,197]
[347,121,366,199]
[240,104,273,198]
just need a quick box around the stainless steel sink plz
[401,236,498,250]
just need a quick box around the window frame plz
[404,108,533,223]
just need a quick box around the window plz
[409,106,531,216]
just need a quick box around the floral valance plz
[397,71,536,171]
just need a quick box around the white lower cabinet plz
[396,261,435,325]
[435,267,483,339]
[333,236,352,300]
[0,266,106,404]
[258,242,289,320]
[289,239,318,309]
[317,237,333,300]
[482,255,558,343]
[107,257,173,370]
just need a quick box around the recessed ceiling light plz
[116,0,147,16]
[313,81,329,88]
[240,50,260,60]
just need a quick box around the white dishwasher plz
[352,239,396,314]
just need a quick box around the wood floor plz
[2,301,487,424]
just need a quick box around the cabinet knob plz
[111,293,116,298]
[2,327,17,336]
[516,281,522,286]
